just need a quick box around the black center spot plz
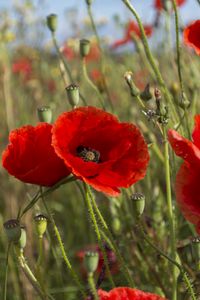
[76,145,100,163]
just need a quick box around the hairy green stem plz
[42,199,86,298]
[163,127,177,300]
[87,186,135,287]
[84,184,115,288]
[3,244,10,300]
[88,273,99,300]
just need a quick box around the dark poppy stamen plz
[77,145,100,163]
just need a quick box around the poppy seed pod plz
[112,217,121,234]
[37,106,52,123]
[66,84,79,107]
[84,251,99,274]
[34,214,48,238]
[80,39,91,58]
[124,71,140,97]
[46,14,57,32]
[4,219,21,243]
[140,84,152,101]
[86,0,93,5]
[131,193,145,219]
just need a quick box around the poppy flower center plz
[76,145,100,163]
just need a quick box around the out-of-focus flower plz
[46,79,56,93]
[77,244,118,276]
[154,0,186,11]
[98,287,167,299]
[2,123,70,186]
[183,20,200,56]
[62,44,76,61]
[12,58,32,80]
[85,43,101,62]
[168,115,200,233]
[90,69,106,92]
[111,20,153,49]
[52,106,149,196]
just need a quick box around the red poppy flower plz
[154,0,186,11]
[168,115,200,233]
[85,43,101,62]
[112,21,153,49]
[12,58,32,80]
[2,123,70,186]
[77,244,118,276]
[183,20,200,56]
[62,44,76,61]
[98,287,167,300]
[52,107,149,196]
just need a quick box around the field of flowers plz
[0,0,200,299]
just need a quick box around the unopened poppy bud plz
[66,84,79,107]
[46,14,57,33]
[16,226,26,253]
[84,251,99,274]
[140,84,152,101]
[124,71,140,97]
[86,0,93,5]
[37,106,52,123]
[112,217,121,234]
[34,214,48,238]
[4,219,21,243]
[131,193,145,219]
[80,39,91,58]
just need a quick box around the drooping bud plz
[86,0,93,5]
[79,39,91,58]
[140,84,152,101]
[84,251,99,274]
[3,219,21,243]
[65,84,79,107]
[124,71,140,97]
[46,14,58,33]
[15,226,27,254]
[131,193,145,219]
[37,106,52,123]
[34,214,48,238]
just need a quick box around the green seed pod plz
[124,71,140,97]
[46,14,58,33]
[66,84,79,107]
[3,219,21,243]
[86,0,93,5]
[131,193,145,219]
[15,226,27,255]
[84,251,99,274]
[79,39,91,58]
[140,84,152,101]
[37,106,52,123]
[34,214,48,238]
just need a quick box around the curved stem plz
[122,0,179,124]
[84,184,115,288]
[42,199,86,298]
[163,127,177,300]
[87,186,135,287]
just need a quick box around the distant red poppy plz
[85,43,101,62]
[77,244,118,276]
[2,123,70,186]
[62,44,76,61]
[168,115,200,233]
[52,107,149,196]
[183,20,200,56]
[112,21,153,49]
[98,287,167,299]
[154,0,186,10]
[12,58,32,80]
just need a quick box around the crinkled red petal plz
[98,287,167,299]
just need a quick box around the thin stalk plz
[82,57,105,109]
[42,199,86,299]
[88,273,99,300]
[51,32,87,105]
[17,253,48,300]
[122,0,179,124]
[139,225,197,300]
[163,127,177,300]
[88,187,135,287]
[3,243,11,300]
[86,3,114,111]
[84,184,115,288]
